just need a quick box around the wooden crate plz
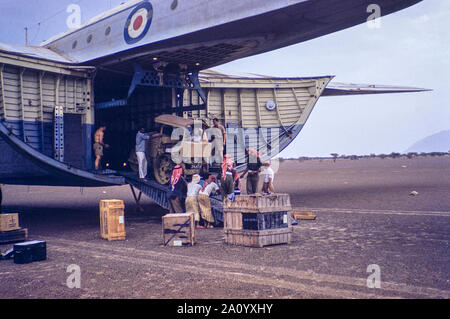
[224,227,293,248]
[292,211,317,220]
[223,194,292,231]
[162,213,195,247]
[223,194,293,247]
[99,200,126,241]
[0,213,20,232]
[0,228,28,245]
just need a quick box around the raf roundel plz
[124,1,153,45]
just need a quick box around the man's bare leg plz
[95,156,101,171]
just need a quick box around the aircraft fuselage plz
[42,0,422,73]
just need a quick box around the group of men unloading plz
[165,153,275,229]
[92,118,276,229]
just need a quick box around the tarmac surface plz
[0,156,449,299]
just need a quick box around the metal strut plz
[128,64,206,98]
[186,71,206,104]
[129,184,144,212]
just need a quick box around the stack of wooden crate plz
[0,213,28,244]
[223,194,293,248]
[99,200,126,241]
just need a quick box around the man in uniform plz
[93,125,109,171]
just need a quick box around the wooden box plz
[0,228,28,245]
[99,200,126,241]
[292,211,316,220]
[223,194,293,247]
[224,228,293,248]
[223,194,292,231]
[0,213,20,232]
[13,240,47,264]
[162,213,195,246]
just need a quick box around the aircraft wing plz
[323,82,431,96]
[0,43,74,64]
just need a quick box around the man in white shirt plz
[261,161,275,195]
[136,127,150,180]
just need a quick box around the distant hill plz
[405,130,450,153]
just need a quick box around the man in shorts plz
[93,125,109,171]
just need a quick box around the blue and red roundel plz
[124,1,153,45]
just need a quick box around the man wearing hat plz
[167,165,188,213]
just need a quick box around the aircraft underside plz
[90,0,423,75]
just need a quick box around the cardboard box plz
[0,213,20,232]
[162,213,195,246]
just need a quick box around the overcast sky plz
[0,0,448,157]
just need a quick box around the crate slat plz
[224,228,293,248]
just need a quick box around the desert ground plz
[0,156,449,301]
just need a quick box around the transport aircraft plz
[0,0,427,210]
